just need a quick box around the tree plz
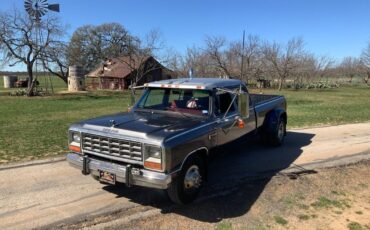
[230,35,263,82]
[183,45,214,77]
[42,41,68,84]
[360,43,370,85]
[0,9,63,96]
[117,29,167,87]
[204,36,233,78]
[67,23,138,73]
[340,57,361,83]
[262,38,306,90]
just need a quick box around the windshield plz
[136,88,211,116]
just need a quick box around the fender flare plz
[170,147,209,177]
[263,109,287,134]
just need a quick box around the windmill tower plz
[24,0,60,95]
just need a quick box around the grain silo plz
[68,66,85,92]
[3,76,18,88]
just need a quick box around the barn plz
[86,56,173,90]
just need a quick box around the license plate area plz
[99,170,116,184]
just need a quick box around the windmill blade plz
[39,7,47,16]
[48,4,60,12]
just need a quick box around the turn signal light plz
[144,161,162,170]
[237,118,245,129]
[69,145,81,153]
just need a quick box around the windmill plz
[25,0,60,21]
[24,0,60,95]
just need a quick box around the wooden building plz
[86,56,173,90]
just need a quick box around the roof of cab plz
[145,78,243,90]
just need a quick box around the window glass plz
[137,88,211,116]
[215,92,236,115]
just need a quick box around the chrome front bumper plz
[67,153,171,189]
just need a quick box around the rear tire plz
[167,155,205,204]
[262,117,286,147]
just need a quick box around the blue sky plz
[1,0,370,71]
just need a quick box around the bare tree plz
[230,35,263,82]
[204,36,233,78]
[182,46,212,77]
[360,43,370,85]
[118,29,167,87]
[0,9,63,96]
[315,56,335,80]
[162,48,185,76]
[263,38,306,90]
[40,41,68,84]
[340,57,361,83]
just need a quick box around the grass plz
[251,86,370,128]
[0,90,129,163]
[274,215,288,225]
[215,221,232,230]
[0,83,369,163]
[348,222,363,230]
[311,196,350,210]
[297,214,310,221]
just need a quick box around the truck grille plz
[82,133,143,161]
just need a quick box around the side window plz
[215,92,236,115]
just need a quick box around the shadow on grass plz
[103,131,314,223]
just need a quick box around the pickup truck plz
[67,78,287,204]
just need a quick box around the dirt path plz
[0,122,370,229]
[122,160,370,230]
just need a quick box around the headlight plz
[146,145,161,159]
[72,132,81,143]
[144,145,162,171]
[69,131,81,153]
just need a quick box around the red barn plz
[86,56,173,90]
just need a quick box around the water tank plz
[68,66,85,92]
[3,75,18,88]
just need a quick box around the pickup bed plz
[67,78,287,204]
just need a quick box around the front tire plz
[167,155,205,204]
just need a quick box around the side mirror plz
[238,93,249,118]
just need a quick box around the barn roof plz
[86,55,154,78]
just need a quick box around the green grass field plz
[254,87,370,128]
[0,80,369,163]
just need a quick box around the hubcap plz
[278,122,285,141]
[184,165,202,191]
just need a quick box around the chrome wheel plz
[184,165,202,191]
[277,121,285,141]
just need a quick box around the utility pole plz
[240,30,245,82]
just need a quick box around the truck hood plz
[74,111,209,143]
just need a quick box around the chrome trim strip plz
[84,150,144,165]
[254,96,284,109]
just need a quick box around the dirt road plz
[1,122,370,229]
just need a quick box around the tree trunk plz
[26,64,35,97]
[363,71,370,85]
[349,74,354,83]
[278,77,283,91]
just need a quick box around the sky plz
[1,0,370,71]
